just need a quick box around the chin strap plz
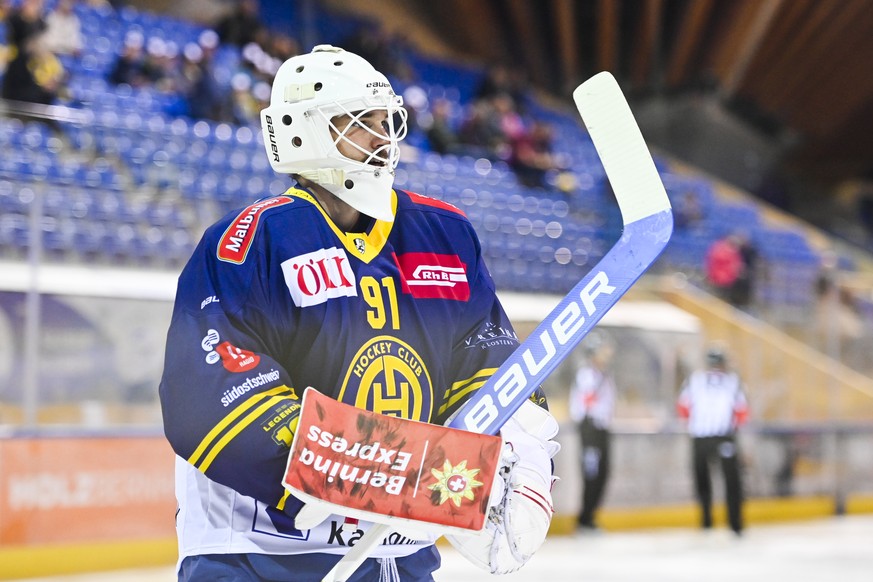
[297,168,346,185]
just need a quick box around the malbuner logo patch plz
[218,197,294,263]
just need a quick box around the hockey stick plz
[321,71,673,582]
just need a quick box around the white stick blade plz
[573,72,671,224]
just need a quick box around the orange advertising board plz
[0,436,176,546]
[283,389,503,534]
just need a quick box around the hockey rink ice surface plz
[11,515,873,582]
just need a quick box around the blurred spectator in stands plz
[456,89,542,164]
[229,72,255,124]
[162,42,190,95]
[3,23,41,100]
[478,93,525,161]
[458,99,502,158]
[705,234,742,303]
[145,37,186,94]
[173,42,202,94]
[235,42,275,87]
[42,0,82,57]
[29,34,66,99]
[250,80,270,120]
[399,83,427,141]
[814,250,864,369]
[5,0,46,53]
[2,0,45,86]
[492,93,525,143]
[236,41,260,76]
[837,286,866,371]
[730,233,759,310]
[265,32,300,62]
[475,63,527,111]
[109,31,149,87]
[0,0,10,73]
[705,232,759,311]
[216,0,265,47]
[509,120,562,189]
[814,249,839,307]
[424,97,460,155]
[2,32,67,113]
[184,30,232,122]
[229,72,269,126]
[855,178,873,243]
[674,190,704,231]
[140,37,169,87]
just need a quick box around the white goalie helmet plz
[260,45,408,221]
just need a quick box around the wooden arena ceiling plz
[403,0,873,185]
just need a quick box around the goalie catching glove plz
[446,400,560,574]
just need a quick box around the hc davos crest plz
[338,336,434,421]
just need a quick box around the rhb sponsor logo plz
[282,247,357,307]
[217,197,293,264]
[393,252,469,301]
[462,270,616,433]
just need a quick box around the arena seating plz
[0,1,825,310]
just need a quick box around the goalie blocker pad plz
[283,388,503,535]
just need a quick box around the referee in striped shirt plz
[570,333,616,533]
[677,345,749,535]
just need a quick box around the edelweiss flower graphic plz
[428,459,484,506]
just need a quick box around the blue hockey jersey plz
[159,186,545,561]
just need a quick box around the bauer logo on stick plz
[283,388,503,533]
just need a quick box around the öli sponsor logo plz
[281,247,357,307]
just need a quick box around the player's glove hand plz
[446,400,559,574]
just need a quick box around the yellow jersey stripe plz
[188,385,294,466]
[196,395,291,472]
[439,368,498,415]
[447,368,497,396]
[439,378,489,415]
